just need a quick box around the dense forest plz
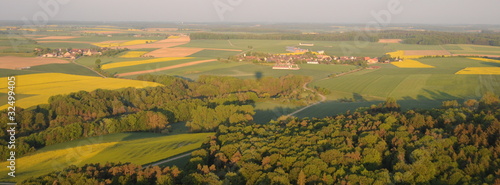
[22,93,500,184]
[190,31,500,46]
[0,74,315,159]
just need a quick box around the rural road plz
[148,152,192,167]
[288,82,327,116]
[288,67,367,116]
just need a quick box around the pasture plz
[0,132,214,182]
[0,73,162,109]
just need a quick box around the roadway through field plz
[148,152,192,167]
[288,68,366,116]
[288,82,326,116]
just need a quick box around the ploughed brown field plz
[404,50,451,56]
[35,36,80,40]
[116,59,216,77]
[378,39,402,43]
[0,56,69,69]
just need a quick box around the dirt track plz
[116,59,216,77]
[0,56,69,69]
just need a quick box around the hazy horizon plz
[1,0,499,25]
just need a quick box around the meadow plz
[0,73,162,109]
[0,132,214,182]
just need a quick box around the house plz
[367,58,379,64]
[84,50,102,56]
[273,62,300,70]
[299,43,314,46]
[42,53,56,57]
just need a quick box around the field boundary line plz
[116,59,217,77]
[72,59,107,78]
[147,152,192,167]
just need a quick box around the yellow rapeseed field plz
[387,50,434,68]
[391,59,435,68]
[455,67,500,75]
[0,73,162,109]
[92,40,157,48]
[120,51,148,58]
[101,57,193,69]
[468,57,500,64]
[386,50,425,59]
[168,35,181,39]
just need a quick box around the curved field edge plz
[0,132,214,182]
[0,73,162,109]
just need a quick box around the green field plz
[171,63,357,81]
[27,63,99,76]
[0,131,214,182]
[313,57,500,100]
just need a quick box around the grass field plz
[0,132,214,182]
[0,73,162,109]
[92,40,157,48]
[105,57,204,74]
[161,63,358,81]
[311,57,500,102]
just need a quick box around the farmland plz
[119,51,149,58]
[0,56,69,69]
[101,57,193,70]
[455,67,500,75]
[92,40,157,48]
[391,59,435,68]
[0,73,162,109]
[305,57,500,118]
[0,132,214,182]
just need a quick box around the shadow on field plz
[254,106,298,124]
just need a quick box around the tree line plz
[0,74,314,159]
[190,30,500,46]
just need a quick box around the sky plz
[0,0,499,24]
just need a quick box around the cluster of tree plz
[178,93,500,184]
[0,74,314,159]
[24,93,500,184]
[21,162,183,185]
[191,30,500,46]
[101,48,129,56]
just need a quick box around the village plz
[234,45,383,70]
[34,47,104,60]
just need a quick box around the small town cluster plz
[235,44,382,70]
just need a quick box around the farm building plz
[307,61,319,64]
[273,62,300,70]
[299,43,314,46]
